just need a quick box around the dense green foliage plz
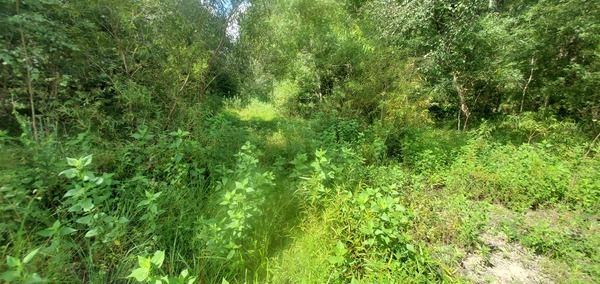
[1,0,598,283]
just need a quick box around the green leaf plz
[64,188,82,197]
[80,198,94,211]
[406,243,416,253]
[84,228,99,238]
[180,269,189,278]
[76,214,94,225]
[226,250,235,260]
[222,278,230,284]
[127,267,149,282]
[0,270,20,281]
[59,168,78,179]
[68,204,82,212]
[83,172,96,181]
[36,228,55,237]
[81,155,93,167]
[327,255,344,265]
[232,181,242,190]
[24,272,45,283]
[66,157,78,166]
[334,241,348,255]
[7,255,20,268]
[22,248,40,264]
[37,221,60,237]
[57,227,77,236]
[118,217,129,224]
[150,251,165,267]
[138,256,151,268]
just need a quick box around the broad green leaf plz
[76,214,93,225]
[64,188,82,198]
[37,221,60,237]
[0,270,20,281]
[84,228,99,238]
[66,157,78,166]
[59,168,78,179]
[138,256,151,268]
[57,227,77,236]
[180,269,189,278]
[222,278,230,284]
[150,251,165,267]
[226,250,235,260]
[22,248,40,264]
[102,215,115,223]
[83,171,95,181]
[127,267,149,282]
[7,256,20,267]
[52,220,60,230]
[68,203,82,212]
[24,272,45,283]
[37,228,55,237]
[80,198,94,211]
[81,155,93,167]
[334,241,348,255]
[327,255,344,265]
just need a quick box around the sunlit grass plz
[226,97,278,121]
[268,211,334,283]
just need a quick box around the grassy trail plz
[222,99,599,283]
[1,98,597,283]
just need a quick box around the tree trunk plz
[198,34,226,103]
[520,55,536,114]
[453,71,470,131]
[17,1,38,143]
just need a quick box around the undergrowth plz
[1,106,598,283]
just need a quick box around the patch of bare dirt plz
[460,232,553,284]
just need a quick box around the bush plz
[447,137,599,212]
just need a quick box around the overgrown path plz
[2,97,596,283]
[224,99,599,283]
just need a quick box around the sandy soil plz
[460,232,553,284]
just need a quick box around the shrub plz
[447,137,599,212]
